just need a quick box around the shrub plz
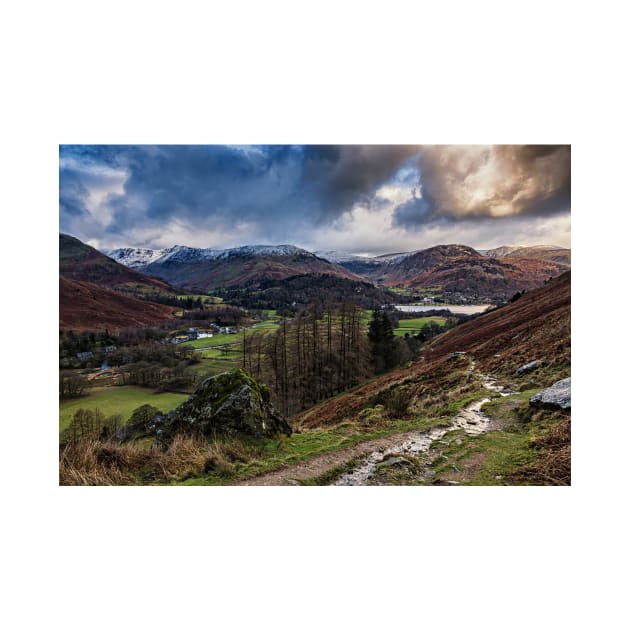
[358,405,385,427]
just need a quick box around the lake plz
[394,304,493,315]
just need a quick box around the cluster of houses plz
[171,325,238,344]
[76,345,116,361]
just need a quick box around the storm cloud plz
[59,145,570,253]
[392,145,571,227]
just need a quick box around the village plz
[171,323,238,344]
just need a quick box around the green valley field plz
[59,386,189,432]
[393,316,447,336]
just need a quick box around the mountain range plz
[104,243,360,292]
[104,241,570,300]
[59,233,571,330]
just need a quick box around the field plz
[190,349,242,378]
[183,320,282,378]
[59,386,189,432]
[180,320,280,350]
[394,316,447,336]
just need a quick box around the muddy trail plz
[235,368,514,486]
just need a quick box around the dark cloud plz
[393,145,571,228]
[390,193,432,227]
[59,145,422,244]
[59,167,90,218]
[59,145,570,250]
[302,145,420,218]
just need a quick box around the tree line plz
[241,304,462,417]
[242,303,370,416]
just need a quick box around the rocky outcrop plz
[154,369,291,441]
[529,377,571,411]
[516,360,542,375]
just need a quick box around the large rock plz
[529,377,571,411]
[155,369,291,441]
[516,360,542,376]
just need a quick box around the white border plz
[4,1,625,629]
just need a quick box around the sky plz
[59,145,571,255]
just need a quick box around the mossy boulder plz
[155,369,291,441]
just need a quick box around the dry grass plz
[507,417,571,486]
[59,435,258,485]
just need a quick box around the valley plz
[59,233,570,486]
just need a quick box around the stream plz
[333,371,514,486]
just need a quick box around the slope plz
[329,243,570,301]
[296,271,570,430]
[59,277,176,332]
[60,234,175,297]
[139,245,362,291]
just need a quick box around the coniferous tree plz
[368,310,399,373]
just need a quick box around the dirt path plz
[235,363,514,486]
[234,429,440,485]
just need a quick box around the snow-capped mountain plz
[105,244,316,268]
[103,247,170,268]
[102,243,360,291]
[314,250,370,263]
[100,239,570,298]
[315,250,415,265]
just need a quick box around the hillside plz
[106,240,571,300]
[59,277,175,332]
[378,244,536,301]
[483,244,571,265]
[296,271,570,430]
[60,234,175,297]
[324,243,570,301]
[212,273,407,310]
[424,271,570,374]
[132,245,362,291]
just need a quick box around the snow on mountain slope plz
[103,247,169,268]
[314,251,369,263]
[315,250,416,265]
[104,244,320,269]
[480,245,566,258]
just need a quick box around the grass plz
[394,316,447,337]
[427,391,570,485]
[177,414,451,485]
[191,356,242,378]
[180,333,242,349]
[432,388,487,418]
[299,458,361,485]
[58,369,566,486]
[179,320,280,350]
[59,386,189,433]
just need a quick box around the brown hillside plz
[60,234,175,296]
[143,253,362,292]
[296,271,570,429]
[376,244,568,301]
[59,278,176,332]
[426,271,570,373]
